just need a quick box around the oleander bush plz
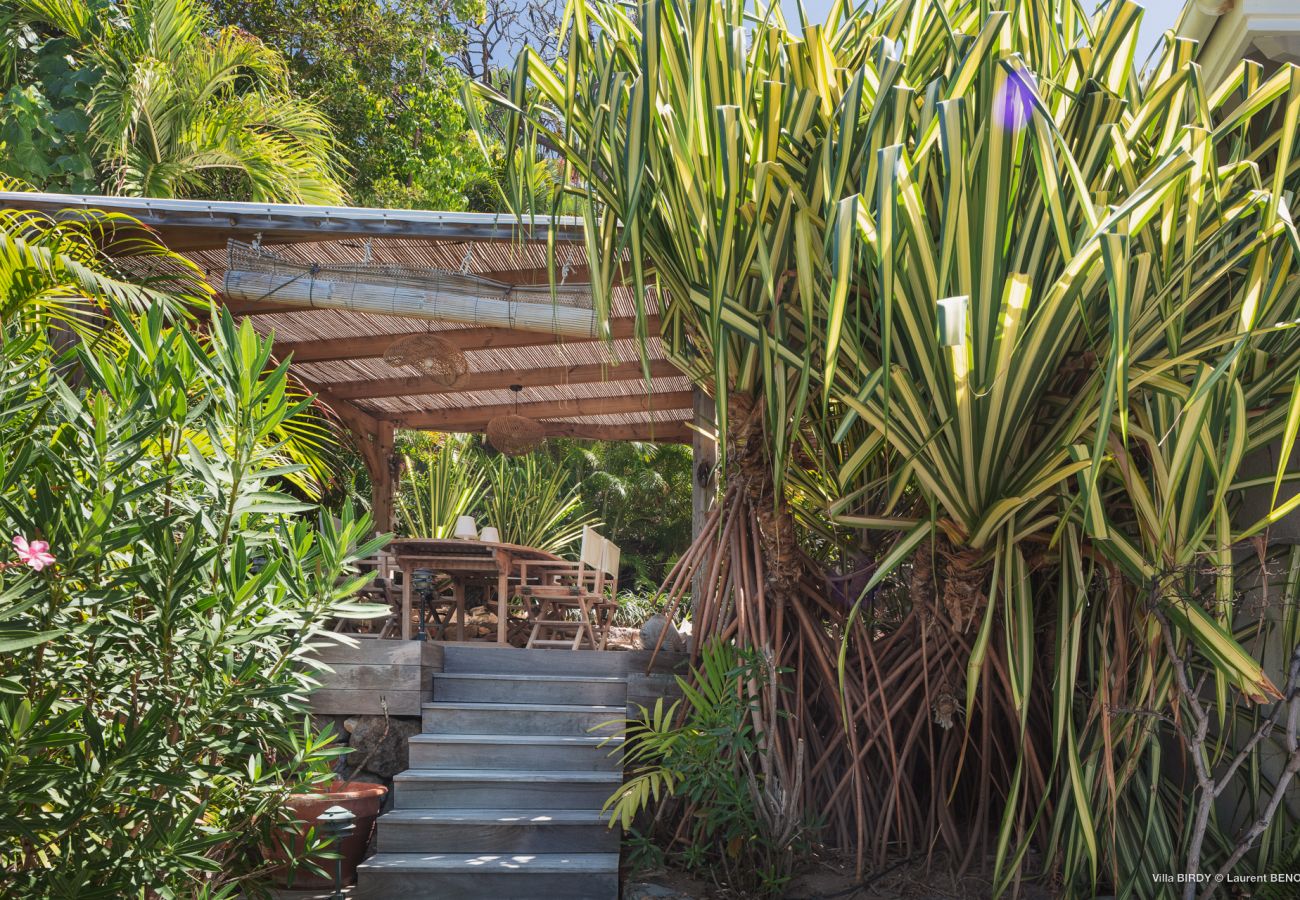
[0,209,382,897]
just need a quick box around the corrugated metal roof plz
[1,192,690,442]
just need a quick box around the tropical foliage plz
[483,0,1300,893]
[3,0,344,202]
[393,434,691,585]
[396,433,487,539]
[602,640,806,897]
[476,451,598,555]
[0,208,383,894]
[214,0,499,210]
[0,204,199,333]
[566,439,693,588]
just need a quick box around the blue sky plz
[782,0,1186,56]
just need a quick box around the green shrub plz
[0,306,384,896]
[602,640,808,897]
[610,589,674,628]
[476,452,598,555]
[395,433,486,538]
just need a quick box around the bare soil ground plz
[628,849,1061,899]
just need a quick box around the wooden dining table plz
[387,538,563,643]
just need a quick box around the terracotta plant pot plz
[269,780,388,889]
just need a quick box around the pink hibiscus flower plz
[12,535,55,571]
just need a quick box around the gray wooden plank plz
[432,673,626,706]
[439,644,627,677]
[310,688,425,716]
[625,648,691,676]
[306,636,439,667]
[311,663,423,692]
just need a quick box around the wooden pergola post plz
[370,421,396,535]
[320,391,396,535]
[691,388,718,613]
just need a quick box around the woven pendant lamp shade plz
[486,384,545,456]
[486,414,545,456]
[383,333,468,387]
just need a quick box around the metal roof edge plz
[0,191,588,244]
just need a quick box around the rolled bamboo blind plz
[222,241,599,338]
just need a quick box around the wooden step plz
[422,701,624,736]
[355,851,619,899]
[374,808,619,853]
[432,672,626,706]
[392,768,621,810]
[408,733,623,771]
[438,643,628,677]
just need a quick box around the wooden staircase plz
[355,646,626,899]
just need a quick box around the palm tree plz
[0,201,342,498]
[0,202,207,335]
[479,0,1300,893]
[9,0,345,203]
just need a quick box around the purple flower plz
[994,69,1037,133]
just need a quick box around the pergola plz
[3,192,717,533]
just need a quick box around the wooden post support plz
[691,389,718,613]
[320,392,395,535]
[370,421,396,535]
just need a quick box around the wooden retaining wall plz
[307,636,443,716]
[624,649,690,717]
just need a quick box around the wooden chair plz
[591,539,620,649]
[409,568,464,641]
[521,527,620,649]
[345,551,399,636]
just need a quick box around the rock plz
[343,716,358,734]
[677,619,695,654]
[640,613,685,652]
[346,715,420,778]
[311,715,351,746]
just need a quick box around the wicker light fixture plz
[486,384,545,456]
[383,332,468,387]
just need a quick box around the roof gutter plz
[0,191,589,247]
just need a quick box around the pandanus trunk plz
[648,398,1046,877]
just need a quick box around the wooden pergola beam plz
[275,316,659,364]
[535,421,691,443]
[420,419,691,443]
[322,359,680,400]
[381,390,695,430]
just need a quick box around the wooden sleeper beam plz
[534,421,690,443]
